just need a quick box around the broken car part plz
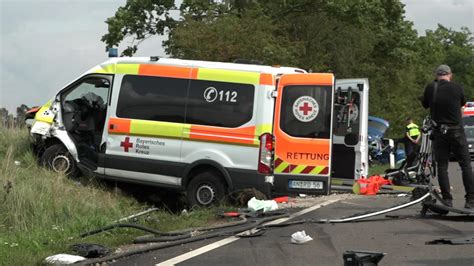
[70,243,109,258]
[343,250,386,266]
[426,236,474,245]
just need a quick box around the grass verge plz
[368,164,391,176]
[0,127,220,265]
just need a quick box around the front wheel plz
[40,144,79,177]
[186,171,226,208]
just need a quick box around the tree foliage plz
[102,0,474,137]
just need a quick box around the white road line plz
[156,198,340,266]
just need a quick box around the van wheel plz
[187,171,226,208]
[40,144,79,177]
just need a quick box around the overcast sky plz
[0,0,473,113]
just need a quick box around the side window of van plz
[116,75,188,123]
[186,80,255,127]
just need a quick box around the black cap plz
[436,64,451,75]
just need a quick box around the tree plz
[15,104,29,128]
[102,0,474,137]
[101,0,176,56]
[165,8,299,65]
[417,26,474,98]
[0,108,8,128]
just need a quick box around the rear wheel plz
[186,171,226,208]
[40,144,79,177]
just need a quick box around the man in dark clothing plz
[422,64,474,209]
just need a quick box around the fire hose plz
[77,213,289,265]
[317,192,431,223]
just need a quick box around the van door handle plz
[109,124,115,130]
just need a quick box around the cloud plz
[0,0,165,113]
[401,0,474,35]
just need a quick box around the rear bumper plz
[272,174,330,196]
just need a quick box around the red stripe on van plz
[189,125,256,145]
[301,166,315,174]
[320,167,329,175]
[281,165,291,173]
[138,64,195,79]
[274,158,283,168]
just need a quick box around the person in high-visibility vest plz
[405,118,420,166]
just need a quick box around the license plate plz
[288,180,323,189]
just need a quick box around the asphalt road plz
[112,162,474,266]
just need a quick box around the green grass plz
[368,163,391,176]
[0,127,221,265]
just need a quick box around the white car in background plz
[462,115,474,159]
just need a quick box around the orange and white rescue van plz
[30,57,369,207]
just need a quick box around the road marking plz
[156,198,340,266]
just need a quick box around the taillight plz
[258,133,273,174]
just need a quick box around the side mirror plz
[344,133,359,146]
[95,79,110,88]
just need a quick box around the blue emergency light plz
[108,48,118,58]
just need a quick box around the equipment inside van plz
[29,57,369,207]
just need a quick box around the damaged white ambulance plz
[29,57,369,207]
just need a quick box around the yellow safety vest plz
[407,123,420,137]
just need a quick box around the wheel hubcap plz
[196,184,216,205]
[51,154,71,173]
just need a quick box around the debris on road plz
[272,196,289,203]
[426,236,474,245]
[44,254,85,264]
[342,250,385,266]
[247,197,278,212]
[71,243,109,258]
[352,175,392,195]
[113,207,160,223]
[290,230,313,244]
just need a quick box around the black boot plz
[465,197,474,209]
[443,199,453,207]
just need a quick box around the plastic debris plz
[44,254,86,264]
[14,161,21,166]
[291,230,313,244]
[71,243,109,258]
[397,193,408,197]
[273,196,289,203]
[353,175,392,195]
[247,197,278,212]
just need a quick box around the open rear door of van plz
[332,79,369,180]
[272,73,334,195]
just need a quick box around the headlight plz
[469,144,472,148]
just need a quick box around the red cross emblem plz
[299,102,313,115]
[120,137,133,152]
[293,96,319,122]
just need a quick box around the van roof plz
[88,57,307,76]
